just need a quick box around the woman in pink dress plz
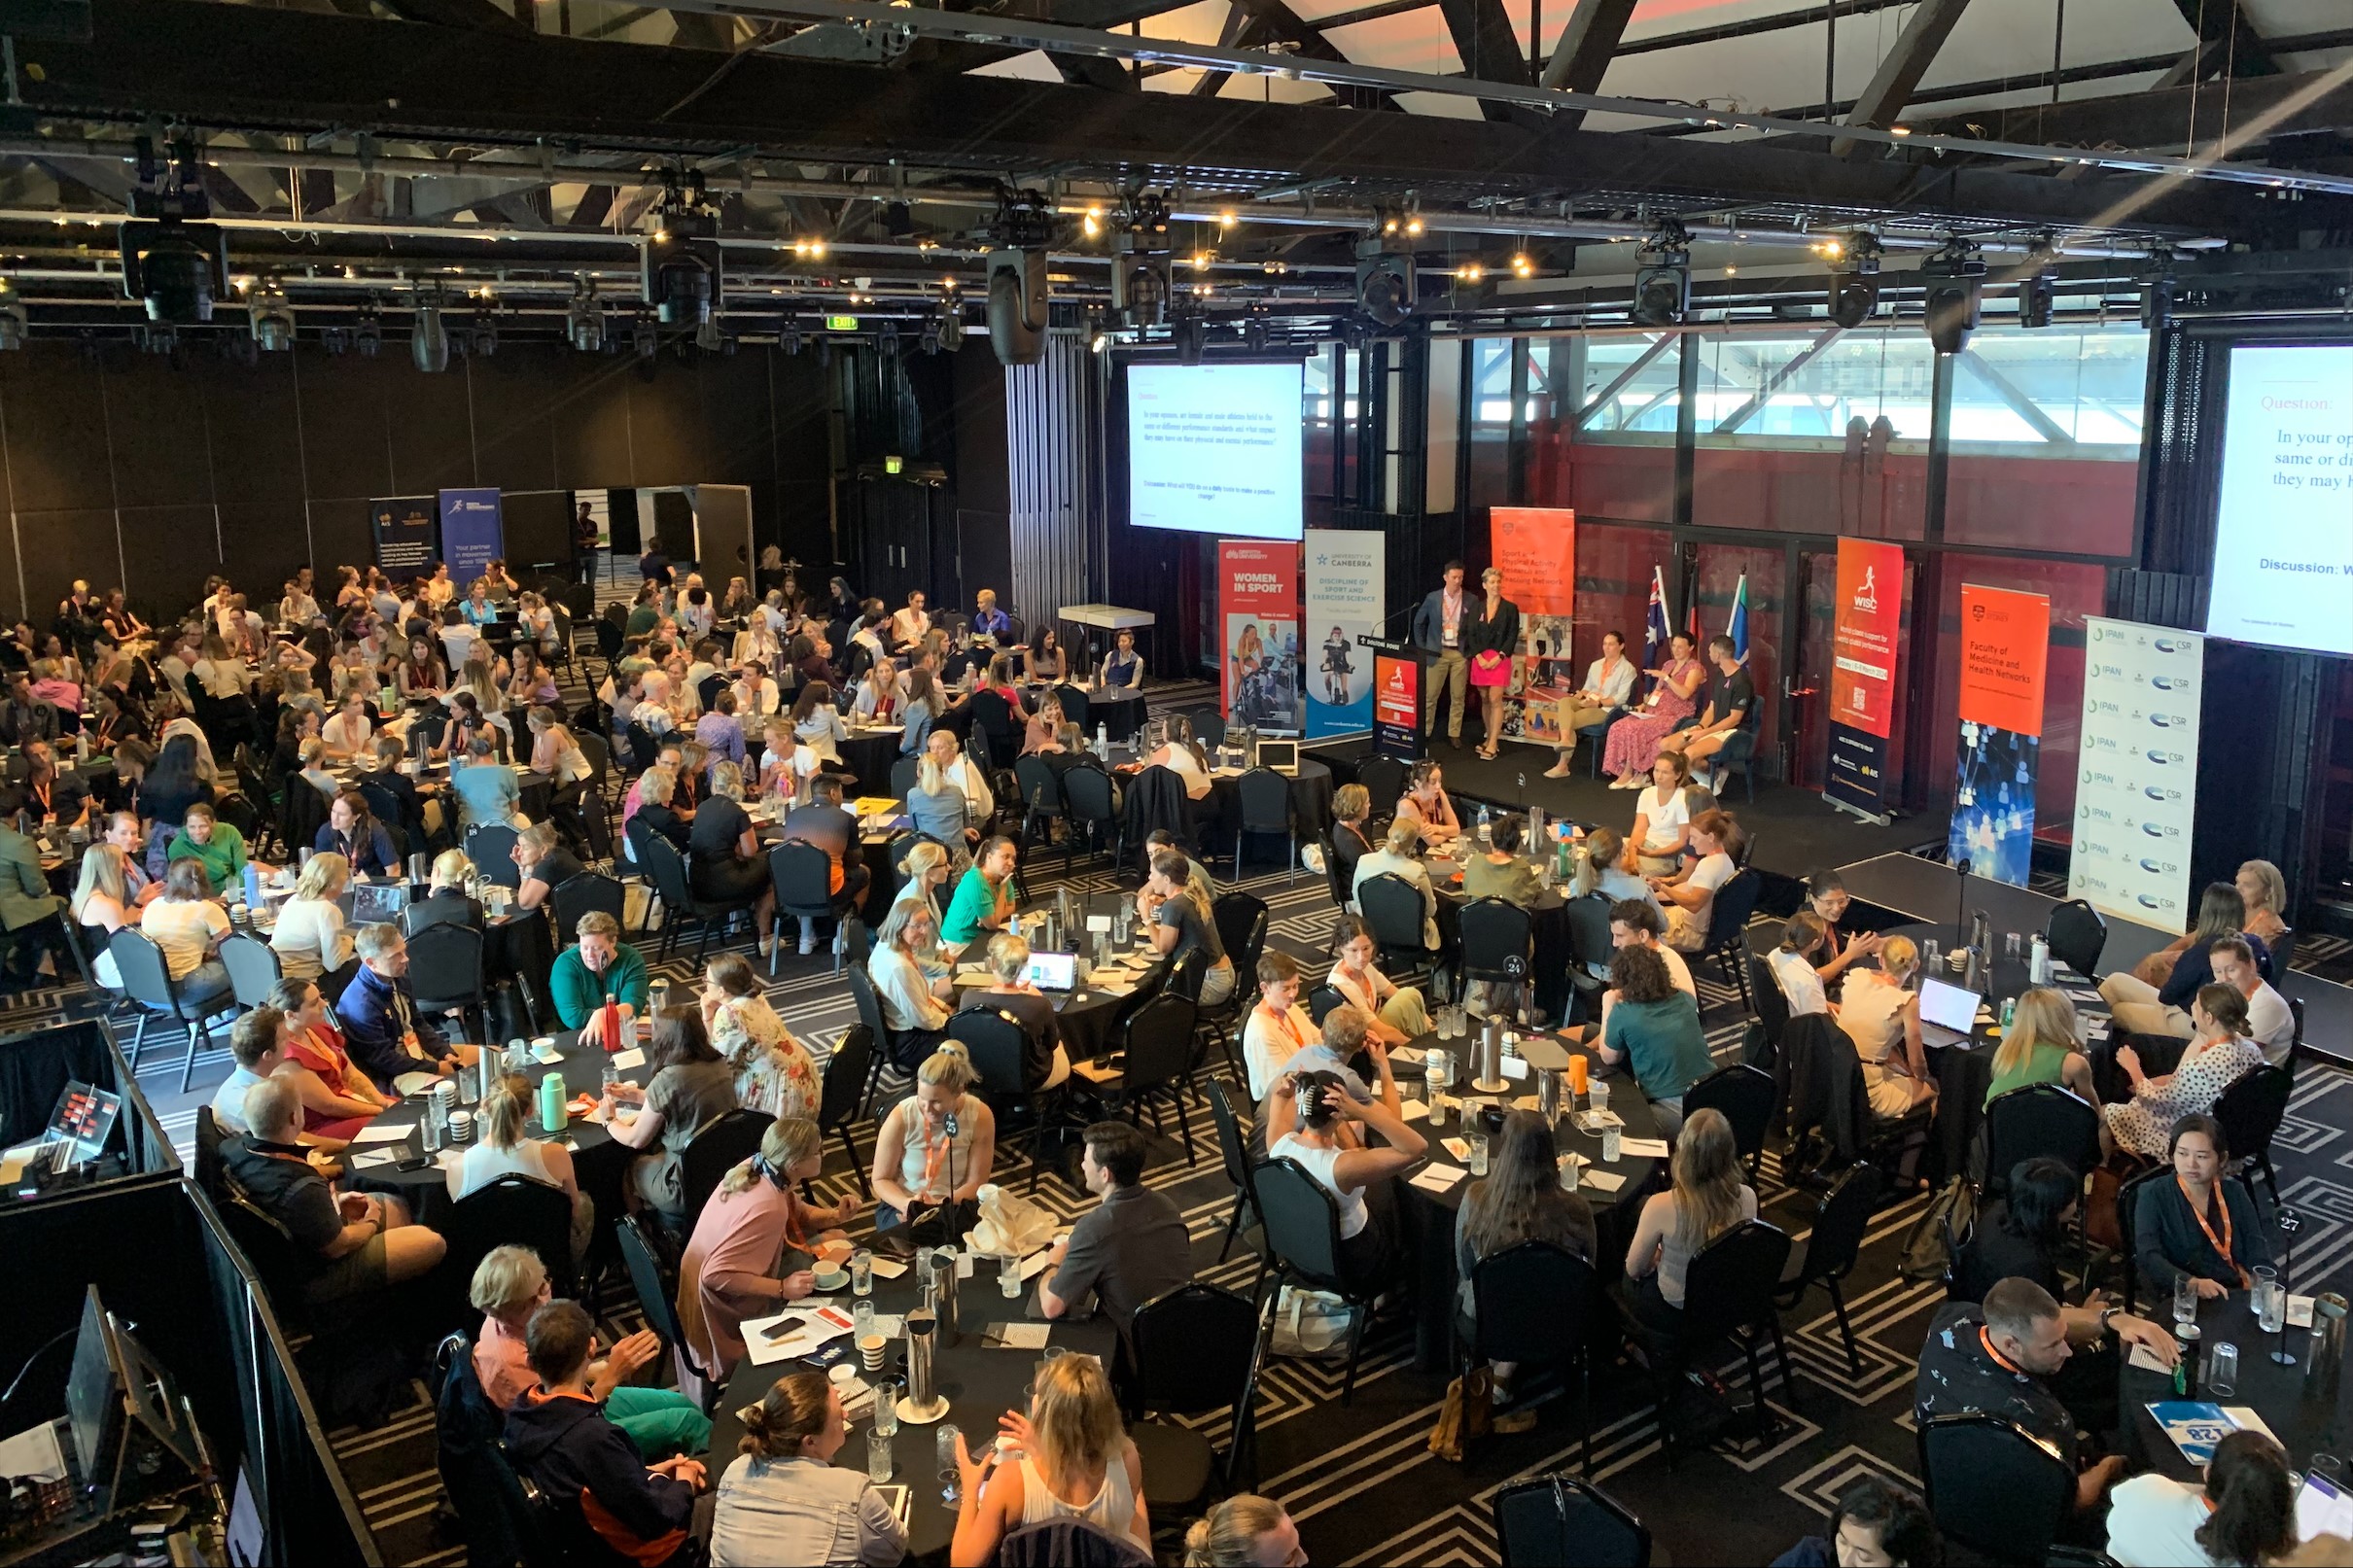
[1602,632,1706,785]
[674,1116,859,1405]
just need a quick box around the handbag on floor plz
[1427,1365,1493,1462]
[1269,1286,1352,1358]
[1898,1176,1976,1284]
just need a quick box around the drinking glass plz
[1466,1133,1488,1176]
[851,1249,874,1298]
[1922,940,1942,973]
[2005,931,2023,959]
[1000,1251,1024,1299]
[2256,1267,2295,1364]
[936,1424,963,1503]
[2209,1341,2240,1397]
[1601,1125,1622,1163]
[866,1429,894,1483]
[1589,1080,1611,1115]
[2173,1274,2198,1333]
[600,1060,620,1098]
[873,1381,901,1437]
[853,1299,876,1339]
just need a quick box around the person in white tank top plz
[948,1353,1149,1563]
[1258,1065,1427,1288]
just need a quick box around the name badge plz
[1442,629,1458,647]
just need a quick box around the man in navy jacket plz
[338,923,478,1094]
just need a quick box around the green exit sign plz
[825,314,858,331]
[884,455,904,474]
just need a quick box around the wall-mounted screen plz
[1127,363,1304,540]
[2204,343,2353,656]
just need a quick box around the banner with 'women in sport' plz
[1217,540,1302,734]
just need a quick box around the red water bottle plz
[600,999,620,1055]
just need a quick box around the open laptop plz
[1254,738,1301,776]
[1918,976,1984,1048]
[346,881,411,926]
[1024,951,1080,993]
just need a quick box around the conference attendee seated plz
[1596,945,1710,1137]
[1456,1109,1596,1425]
[1801,869,1884,980]
[317,788,399,878]
[502,1301,707,1568]
[679,1117,859,1403]
[138,859,235,1016]
[710,1372,909,1568]
[689,760,775,955]
[868,903,955,1070]
[1769,1477,1940,1568]
[1952,1157,2078,1305]
[1627,751,1697,877]
[1351,820,1440,952]
[1038,1121,1191,1347]
[550,911,652,1046]
[599,1006,740,1228]
[461,1074,595,1261]
[2104,1428,2297,1568]
[869,1043,995,1233]
[269,851,351,982]
[1326,914,1432,1046]
[209,1006,297,1139]
[2135,1113,2272,1301]
[165,802,253,894]
[969,588,1013,645]
[450,735,522,831]
[339,922,482,1095]
[1182,1497,1302,1568]
[405,850,485,937]
[1101,627,1144,691]
[1560,898,1694,1045]
[779,774,870,942]
[469,1245,709,1458]
[946,1351,1150,1563]
[1326,784,1375,896]
[1392,759,1459,848]
[1836,935,1937,1122]
[271,976,394,1140]
[511,821,586,918]
[1461,815,1540,905]
[923,728,995,829]
[1648,807,1742,953]
[1565,825,1655,914]
[1139,847,1236,1006]
[1915,1276,2176,1516]
[941,834,1021,953]
[1259,1064,1424,1285]
[961,931,1071,1091]
[701,955,821,1121]
[2101,882,2273,1040]
[1242,952,1319,1101]
[222,1077,446,1304]
[1142,828,1219,906]
[2210,936,2295,1064]
[2103,984,2265,1162]
[1766,913,1835,1020]
[1621,1108,1754,1333]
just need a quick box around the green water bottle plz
[539,1071,568,1135]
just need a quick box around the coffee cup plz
[860,1334,888,1372]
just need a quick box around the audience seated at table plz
[1260,1063,1423,1287]
[270,850,353,981]
[2206,936,2295,1064]
[601,1005,740,1228]
[1597,945,1710,1137]
[1627,750,1697,876]
[942,834,1021,954]
[1769,1476,1938,1568]
[404,850,485,936]
[1564,826,1654,915]
[1766,913,1835,1019]
[293,739,341,804]
[701,953,820,1119]
[340,921,482,1094]
[269,975,391,1139]
[460,1073,596,1261]
[870,1042,995,1233]
[1952,1156,2077,1305]
[140,858,234,1012]
[677,1116,858,1403]
[908,748,976,853]
[70,838,140,990]
[791,681,849,765]
[710,1370,909,1568]
[1393,759,1459,848]
[362,735,435,841]
[1325,914,1431,1046]
[1461,814,1541,905]
[1101,627,1144,692]
[2103,983,2264,1162]
[166,801,252,892]
[502,1300,707,1568]
[781,773,869,927]
[2135,1112,2272,1300]
[1181,1496,1300,1568]
[1127,714,1211,802]
[222,1077,445,1304]
[947,1350,1149,1566]
[507,822,582,919]
[1350,820,1439,953]
[450,735,522,831]
[1914,1276,2176,1517]
[2102,882,2273,1040]
[923,727,996,825]
[1985,986,2098,1105]
[961,931,1071,1091]
[2104,1428,2297,1568]
[1326,784,1375,897]
[688,760,774,951]
[1621,1108,1754,1333]
[1457,1108,1596,1423]
[1649,808,1742,953]
[1038,1120,1191,1345]
[869,903,954,1070]
[1242,951,1320,1100]
[20,739,88,827]
[626,767,692,863]
[210,1006,314,1142]
[1136,846,1233,1006]
[1838,934,1937,1120]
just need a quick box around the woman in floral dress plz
[700,953,822,1120]
[1602,632,1707,785]
[2102,983,2264,1161]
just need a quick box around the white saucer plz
[896,1395,951,1425]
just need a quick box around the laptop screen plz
[348,881,411,925]
[1024,952,1079,992]
[1918,976,1981,1036]
[2300,1471,2353,1543]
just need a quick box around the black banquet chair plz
[1493,1474,1651,1568]
[1458,1241,1601,1471]
[1126,1282,1265,1508]
[1917,1411,2078,1565]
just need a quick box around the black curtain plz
[0,1019,175,1175]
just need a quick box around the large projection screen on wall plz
[2203,343,2353,656]
[1126,363,1305,541]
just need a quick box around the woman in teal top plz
[1983,986,2097,1107]
[1598,943,1712,1137]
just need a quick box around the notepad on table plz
[1619,1137,1669,1160]
[1410,1165,1467,1194]
[609,1048,646,1071]
[1580,1168,1627,1194]
[1399,1098,1429,1122]
[352,1123,412,1143]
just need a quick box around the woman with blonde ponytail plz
[1183,1496,1305,1567]
[710,1369,910,1566]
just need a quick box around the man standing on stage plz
[1409,559,1480,747]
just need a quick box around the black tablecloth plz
[1432,877,1574,1024]
[2122,1294,2352,1481]
[1397,1032,1668,1371]
[707,1269,1120,1560]
[837,730,905,795]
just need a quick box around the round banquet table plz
[706,1263,1120,1561]
[1104,746,1334,853]
[2120,1292,2353,1482]
[1394,1031,1669,1372]
[835,727,905,795]
[969,894,1168,1062]
[1428,866,1576,1024]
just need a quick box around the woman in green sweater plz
[1598,943,1711,1138]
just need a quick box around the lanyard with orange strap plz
[2179,1176,2248,1287]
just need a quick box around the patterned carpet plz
[19,652,2353,1564]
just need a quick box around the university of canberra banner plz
[438,488,505,583]
[2069,618,2203,933]
[1218,540,1302,734]
[369,496,438,576]
[1304,530,1384,741]
[1947,584,2051,888]
[1825,538,1904,817]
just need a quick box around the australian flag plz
[1645,566,1673,669]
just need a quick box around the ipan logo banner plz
[2069,617,2204,934]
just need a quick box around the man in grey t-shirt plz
[1039,1122,1192,1353]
